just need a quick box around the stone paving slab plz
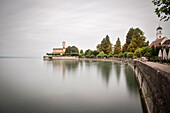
[143,61,170,74]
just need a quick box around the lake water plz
[0,58,144,113]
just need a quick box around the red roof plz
[149,38,165,47]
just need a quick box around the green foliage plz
[85,49,93,56]
[66,53,70,56]
[133,56,137,59]
[90,54,95,58]
[144,52,151,59]
[156,46,162,56]
[70,52,79,56]
[152,0,170,21]
[134,48,143,57]
[79,54,83,58]
[97,35,112,54]
[141,46,151,56]
[113,54,119,57]
[127,28,148,52]
[96,44,101,51]
[85,55,90,58]
[123,52,128,58]
[46,53,60,55]
[92,50,100,56]
[127,52,134,58]
[151,45,156,56]
[80,49,83,54]
[97,51,105,58]
[118,53,124,58]
[107,54,113,58]
[114,38,121,54]
[96,55,102,58]
[65,46,79,54]
[122,43,128,53]
[104,54,108,58]
[126,28,135,45]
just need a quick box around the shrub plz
[104,54,108,58]
[85,55,90,58]
[133,55,137,59]
[144,52,151,59]
[96,54,103,58]
[113,54,118,57]
[66,53,70,56]
[123,52,128,58]
[134,48,142,58]
[127,52,134,58]
[118,53,124,58]
[107,54,113,58]
[79,54,83,58]
[90,54,95,58]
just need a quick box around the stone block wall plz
[134,61,170,113]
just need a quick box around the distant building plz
[149,26,170,48]
[53,41,66,55]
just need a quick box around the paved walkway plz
[144,61,170,74]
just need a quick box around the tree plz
[96,44,101,51]
[122,43,128,53]
[92,50,100,56]
[152,0,170,21]
[80,49,83,54]
[97,35,112,54]
[134,48,143,58]
[127,28,148,52]
[122,28,134,52]
[126,28,135,45]
[114,38,121,54]
[97,51,105,58]
[85,49,93,56]
[65,46,79,54]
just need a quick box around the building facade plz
[149,26,170,48]
[53,41,66,55]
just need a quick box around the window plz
[159,31,161,33]
[159,36,161,38]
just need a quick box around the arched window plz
[159,31,161,33]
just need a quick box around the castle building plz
[149,26,170,48]
[53,41,66,55]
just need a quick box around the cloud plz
[0,0,169,57]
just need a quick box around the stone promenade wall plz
[134,61,170,113]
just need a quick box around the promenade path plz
[144,61,170,74]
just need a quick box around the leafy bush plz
[85,55,90,58]
[107,54,113,58]
[66,53,70,56]
[90,54,95,58]
[96,54,103,58]
[118,53,124,58]
[133,55,137,59]
[79,53,83,58]
[113,54,118,57]
[144,52,151,59]
[104,54,108,58]
[123,52,128,58]
[127,52,134,58]
[134,48,142,57]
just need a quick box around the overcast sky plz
[0,0,170,57]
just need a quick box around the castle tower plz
[156,26,162,40]
[62,41,65,48]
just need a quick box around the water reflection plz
[52,60,79,77]
[0,58,143,113]
[96,61,112,84]
[114,62,121,82]
[124,65,138,94]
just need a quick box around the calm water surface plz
[0,58,144,113]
